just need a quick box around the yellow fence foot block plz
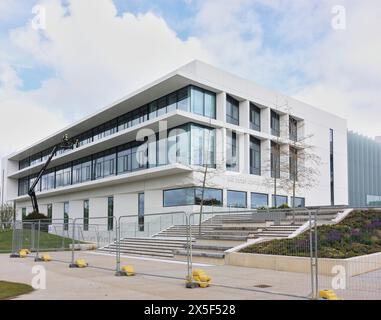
[41,254,52,262]
[319,289,341,300]
[121,265,135,276]
[192,269,211,288]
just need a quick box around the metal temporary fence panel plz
[186,208,316,299]
[0,221,14,254]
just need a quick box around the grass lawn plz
[241,210,381,259]
[0,281,34,300]
[0,229,77,253]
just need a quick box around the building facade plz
[348,131,381,207]
[1,61,348,222]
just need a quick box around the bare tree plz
[180,128,227,236]
[262,101,322,212]
[261,100,291,208]
[282,120,322,212]
[0,204,14,229]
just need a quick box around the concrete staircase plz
[98,237,194,258]
[97,209,345,262]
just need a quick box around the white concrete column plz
[239,100,250,129]
[114,193,138,218]
[90,197,108,219]
[238,132,245,173]
[242,133,250,174]
[38,204,48,216]
[222,189,228,207]
[216,92,226,122]
[261,139,271,178]
[261,107,271,135]
[216,128,226,171]
[280,144,290,180]
[69,200,83,220]
[280,114,290,140]
[52,202,64,221]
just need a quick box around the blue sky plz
[0,0,380,157]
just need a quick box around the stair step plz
[175,249,225,259]
[108,243,185,250]
[104,244,176,254]
[98,248,174,258]
[186,244,232,251]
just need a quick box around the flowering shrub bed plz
[241,210,381,259]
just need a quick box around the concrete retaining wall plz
[225,252,381,276]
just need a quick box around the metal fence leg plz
[10,221,20,258]
[314,209,319,299]
[115,220,122,276]
[309,210,315,299]
[31,222,35,252]
[35,220,41,261]
[69,220,76,267]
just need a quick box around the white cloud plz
[0,0,380,168]
[0,0,213,160]
[9,0,212,119]
[292,0,381,137]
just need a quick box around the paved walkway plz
[0,252,379,300]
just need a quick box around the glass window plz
[30,153,42,166]
[272,195,288,207]
[204,91,216,119]
[29,175,41,193]
[330,128,334,206]
[107,197,114,231]
[227,190,247,208]
[177,87,190,112]
[47,204,52,223]
[167,93,177,113]
[291,197,305,208]
[19,158,30,170]
[56,165,71,188]
[191,87,204,116]
[271,111,280,137]
[93,149,116,180]
[163,188,195,207]
[195,188,223,206]
[149,101,158,119]
[190,124,215,167]
[18,177,29,196]
[251,193,268,208]
[250,103,261,131]
[138,193,144,232]
[74,130,93,148]
[72,157,92,185]
[41,148,54,162]
[117,148,132,174]
[64,202,69,231]
[226,96,239,125]
[22,208,27,220]
[250,136,261,175]
[226,131,238,171]
[93,120,117,142]
[164,187,223,207]
[289,117,298,141]
[157,97,167,117]
[83,200,89,231]
[41,170,55,191]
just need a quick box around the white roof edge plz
[5,59,347,160]
[5,60,196,160]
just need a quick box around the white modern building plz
[1,61,348,223]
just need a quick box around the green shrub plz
[24,212,48,221]
[241,210,381,259]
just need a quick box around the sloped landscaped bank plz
[225,210,381,276]
[0,281,33,300]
